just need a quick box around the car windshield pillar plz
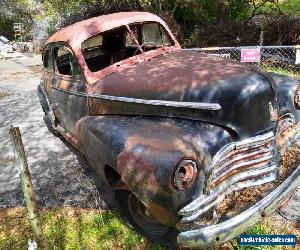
[126,24,144,55]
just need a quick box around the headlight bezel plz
[173,159,198,191]
[294,83,300,110]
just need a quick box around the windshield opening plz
[81,22,174,72]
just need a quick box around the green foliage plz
[0,207,163,250]
[262,66,300,79]
[279,0,300,15]
[231,224,284,250]
[0,0,299,45]
[0,16,16,39]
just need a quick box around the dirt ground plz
[0,53,109,210]
[0,53,299,236]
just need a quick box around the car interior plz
[81,22,174,72]
[54,46,82,76]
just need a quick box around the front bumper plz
[177,164,300,248]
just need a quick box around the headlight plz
[173,159,198,191]
[294,83,300,110]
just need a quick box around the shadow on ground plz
[0,86,115,211]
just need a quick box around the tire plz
[43,113,59,136]
[115,190,179,249]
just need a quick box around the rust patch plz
[173,160,198,191]
[279,146,300,180]
[277,122,300,153]
[294,83,300,110]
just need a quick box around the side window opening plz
[54,46,81,76]
[43,48,53,71]
[143,23,163,45]
[82,34,103,51]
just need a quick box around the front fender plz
[76,116,232,225]
[271,72,300,121]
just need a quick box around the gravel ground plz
[0,53,299,224]
[0,54,108,209]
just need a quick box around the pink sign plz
[241,48,261,63]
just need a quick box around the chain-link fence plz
[187,45,300,78]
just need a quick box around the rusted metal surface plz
[75,115,232,225]
[37,11,300,248]
[45,12,181,84]
[173,160,198,191]
[294,83,300,110]
[45,12,180,50]
[178,131,279,223]
[88,50,276,138]
[176,120,300,248]
[177,163,300,248]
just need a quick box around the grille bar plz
[179,131,278,220]
[211,153,274,184]
[205,131,276,194]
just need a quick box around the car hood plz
[89,50,276,139]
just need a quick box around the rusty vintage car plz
[37,12,300,248]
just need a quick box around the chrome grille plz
[179,131,279,222]
[205,131,277,193]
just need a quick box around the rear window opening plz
[81,22,174,72]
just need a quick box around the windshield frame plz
[77,21,180,84]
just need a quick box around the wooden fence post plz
[9,126,46,249]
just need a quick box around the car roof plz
[45,12,164,50]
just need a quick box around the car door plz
[42,45,62,124]
[51,43,89,136]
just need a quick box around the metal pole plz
[259,31,264,46]
[9,126,46,249]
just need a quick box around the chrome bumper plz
[177,164,300,249]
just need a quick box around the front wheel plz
[115,190,179,249]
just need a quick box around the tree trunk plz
[213,0,229,24]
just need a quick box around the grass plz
[261,65,300,79]
[279,0,300,15]
[1,207,299,250]
[259,0,300,15]
[0,62,298,250]
[231,215,300,250]
[0,207,163,250]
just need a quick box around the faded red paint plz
[45,12,181,84]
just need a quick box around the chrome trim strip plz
[212,164,277,195]
[180,195,224,223]
[52,86,222,111]
[235,131,274,149]
[89,93,222,110]
[177,165,300,248]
